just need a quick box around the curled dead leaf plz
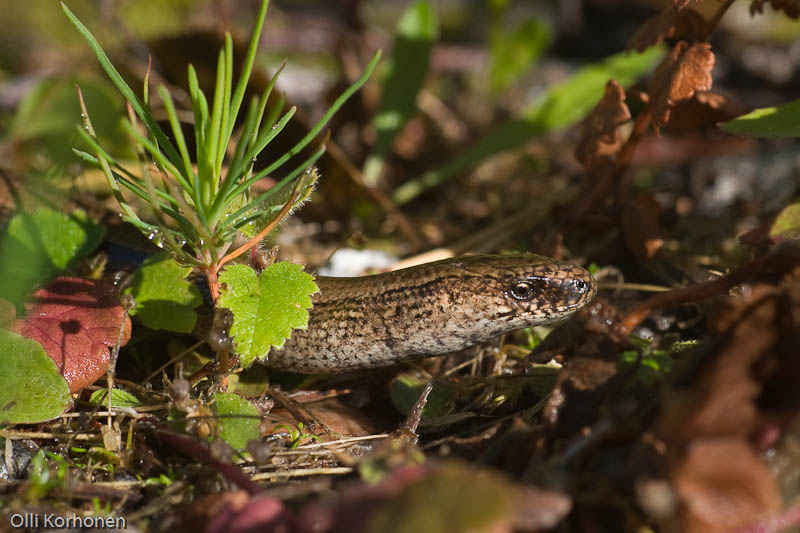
[674,438,781,533]
[652,267,800,532]
[621,192,665,261]
[575,79,631,173]
[649,41,715,130]
[629,8,707,52]
[750,0,800,18]
[665,91,748,132]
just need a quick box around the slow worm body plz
[266,254,596,373]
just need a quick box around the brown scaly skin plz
[267,254,596,373]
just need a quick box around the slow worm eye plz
[509,281,534,300]
[574,279,588,292]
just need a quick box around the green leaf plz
[231,50,382,202]
[489,18,550,93]
[62,2,185,181]
[366,462,518,533]
[363,1,439,186]
[212,392,260,451]
[719,98,800,138]
[6,77,125,166]
[769,201,800,242]
[0,208,104,307]
[123,252,203,333]
[218,262,318,368]
[88,388,141,408]
[227,364,270,398]
[117,0,200,40]
[389,374,460,427]
[0,329,72,424]
[393,45,665,204]
[618,345,674,387]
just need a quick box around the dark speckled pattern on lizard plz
[266,254,596,373]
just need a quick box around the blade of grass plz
[226,97,262,187]
[159,87,196,187]
[62,3,184,176]
[225,61,286,190]
[188,65,209,168]
[209,105,297,223]
[205,49,227,202]
[215,34,235,192]
[363,0,438,186]
[232,50,381,197]
[392,45,665,204]
[227,0,270,143]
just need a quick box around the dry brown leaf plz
[674,438,782,533]
[656,284,776,443]
[575,79,631,172]
[665,90,748,132]
[649,41,715,130]
[750,0,800,18]
[651,268,800,533]
[621,192,665,261]
[629,8,707,52]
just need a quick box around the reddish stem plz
[213,189,298,277]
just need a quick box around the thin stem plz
[213,188,299,275]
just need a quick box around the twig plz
[325,139,423,250]
[618,250,800,336]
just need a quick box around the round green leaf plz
[0,329,72,424]
[124,252,202,333]
[212,392,261,451]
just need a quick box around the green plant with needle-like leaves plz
[62,1,380,368]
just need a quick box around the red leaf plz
[9,277,131,394]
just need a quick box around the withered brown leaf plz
[750,0,800,18]
[575,79,631,172]
[621,192,665,261]
[629,8,707,52]
[674,438,782,533]
[649,41,715,130]
[665,90,747,132]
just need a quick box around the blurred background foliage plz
[1,0,799,258]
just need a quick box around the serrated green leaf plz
[720,98,800,138]
[0,329,72,424]
[0,208,104,307]
[212,392,260,451]
[123,252,202,333]
[218,262,317,368]
[89,388,141,408]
